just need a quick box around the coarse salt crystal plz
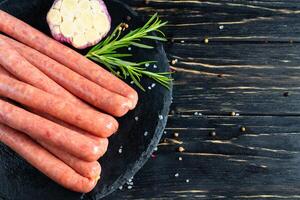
[153,64,158,69]
[134,116,139,121]
[127,185,133,189]
[151,83,156,88]
[175,173,179,177]
[179,157,183,161]
[159,115,164,120]
[145,63,150,67]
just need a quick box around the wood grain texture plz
[106,0,300,199]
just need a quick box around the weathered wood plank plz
[123,0,300,42]
[105,0,300,199]
[107,115,300,199]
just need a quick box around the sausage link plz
[38,140,101,179]
[0,36,90,109]
[0,99,105,161]
[0,124,99,193]
[0,10,138,113]
[0,74,118,137]
[1,35,132,117]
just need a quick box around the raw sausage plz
[1,35,132,117]
[0,99,105,161]
[0,36,89,109]
[0,67,109,159]
[0,74,118,137]
[38,140,101,179]
[0,124,99,193]
[0,10,138,113]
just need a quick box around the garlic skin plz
[47,0,111,49]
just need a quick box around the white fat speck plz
[144,131,149,136]
[186,179,190,183]
[145,63,150,67]
[159,115,164,120]
[219,25,224,30]
[153,64,158,69]
[127,185,133,190]
[128,47,132,51]
[175,173,179,177]
[134,116,139,121]
[151,83,156,88]
[179,157,183,161]
[119,186,123,190]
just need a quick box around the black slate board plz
[0,0,172,199]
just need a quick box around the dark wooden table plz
[106,0,300,199]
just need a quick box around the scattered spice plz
[240,126,246,132]
[171,59,178,65]
[178,146,185,152]
[204,38,209,44]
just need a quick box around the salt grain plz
[119,186,123,190]
[154,147,158,151]
[144,131,149,136]
[127,185,133,190]
[153,64,158,69]
[194,112,198,116]
[151,83,156,88]
[159,115,164,120]
[178,157,183,161]
[128,47,132,51]
[145,63,150,67]
[181,40,185,43]
[134,116,139,121]
[130,81,134,85]
[175,173,179,177]
[118,148,123,154]
[219,25,224,30]
[148,86,152,90]
[186,179,190,183]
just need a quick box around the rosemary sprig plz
[86,13,172,91]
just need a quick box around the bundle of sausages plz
[0,10,138,193]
